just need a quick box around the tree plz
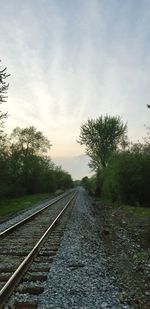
[81,176,91,192]
[54,166,73,190]
[0,61,10,197]
[10,126,51,157]
[78,115,127,194]
[0,60,9,129]
[78,115,127,170]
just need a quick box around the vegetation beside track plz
[0,193,50,219]
[93,199,150,307]
[79,114,150,306]
[99,199,150,248]
[115,203,150,221]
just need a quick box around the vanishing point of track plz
[0,189,77,308]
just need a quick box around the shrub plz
[102,151,150,206]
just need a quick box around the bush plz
[102,151,150,206]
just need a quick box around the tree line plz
[79,116,150,207]
[0,61,73,198]
[1,59,149,206]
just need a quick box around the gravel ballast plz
[38,188,126,309]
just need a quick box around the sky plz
[0,0,150,179]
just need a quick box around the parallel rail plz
[0,191,77,308]
[0,190,74,237]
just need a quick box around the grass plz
[95,196,150,248]
[0,193,50,218]
[121,204,150,218]
[98,197,150,220]
[134,250,149,262]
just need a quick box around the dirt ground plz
[92,199,150,309]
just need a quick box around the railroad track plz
[0,190,77,308]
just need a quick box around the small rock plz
[102,229,110,236]
[133,298,140,304]
[101,301,109,308]
[119,292,127,303]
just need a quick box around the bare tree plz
[0,60,10,128]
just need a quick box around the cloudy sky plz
[0,0,150,179]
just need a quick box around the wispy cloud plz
[0,0,150,177]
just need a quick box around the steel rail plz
[0,191,77,308]
[0,190,75,237]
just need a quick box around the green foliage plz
[54,166,74,190]
[79,122,150,207]
[78,115,127,170]
[81,176,90,191]
[81,175,97,195]
[10,126,51,156]
[134,251,149,262]
[74,180,81,187]
[102,150,150,206]
[0,152,10,197]
[119,204,150,218]
[78,115,127,194]
[0,126,73,199]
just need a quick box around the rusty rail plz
[0,191,77,308]
[0,190,74,237]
